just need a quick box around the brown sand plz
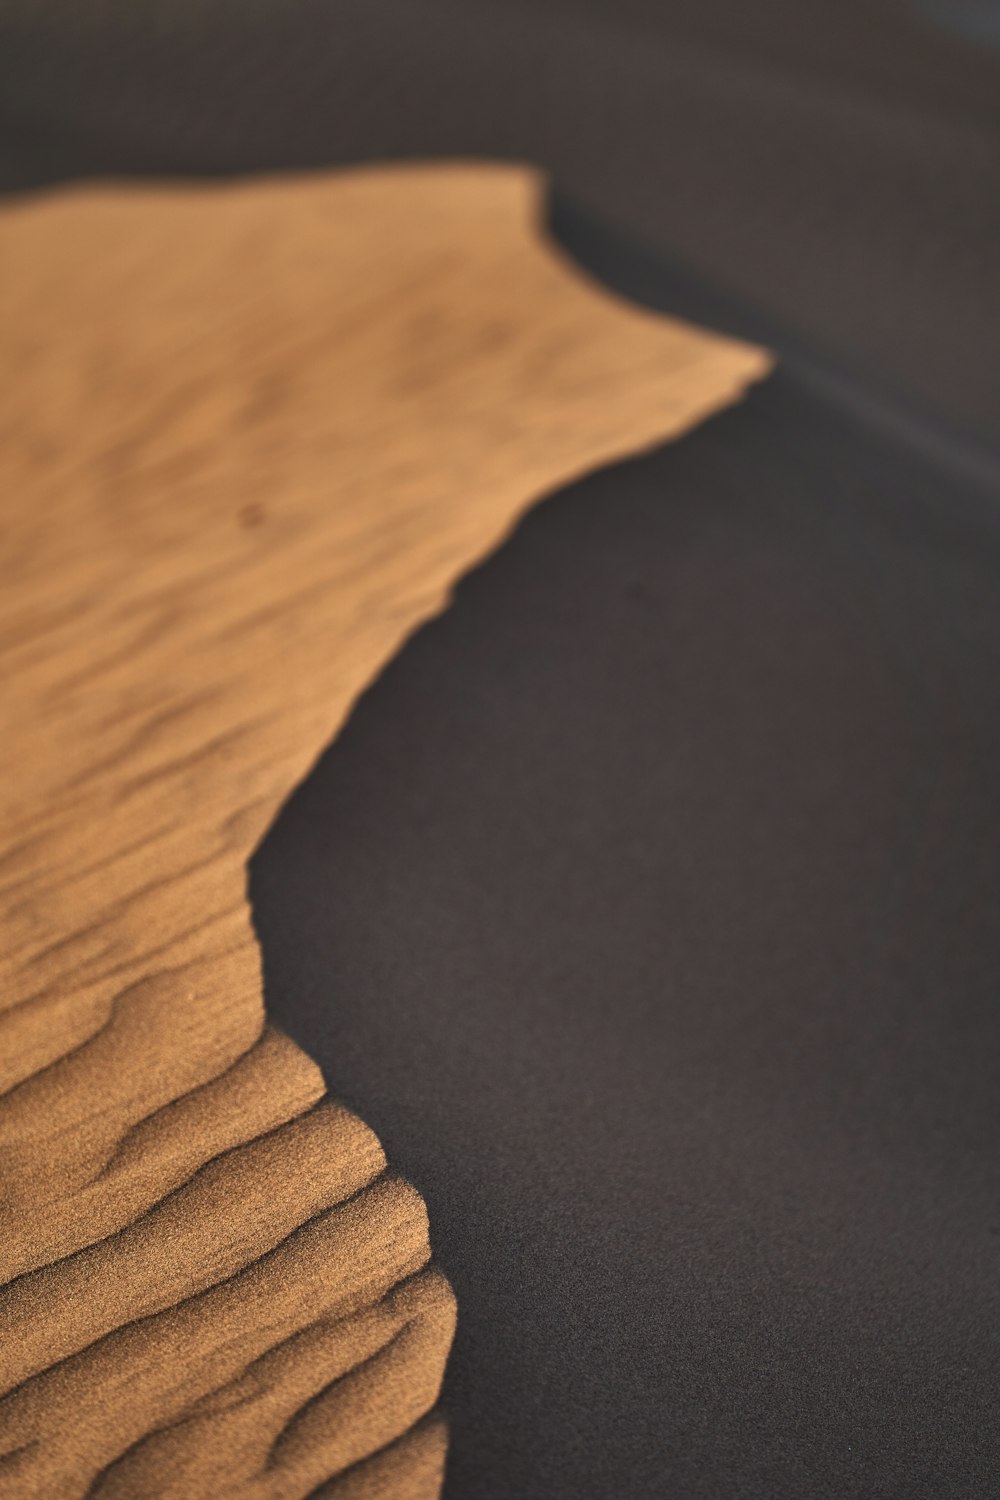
[0,162,767,1497]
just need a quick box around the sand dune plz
[0,162,766,1497]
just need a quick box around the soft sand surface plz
[255,372,1000,1499]
[0,163,766,1497]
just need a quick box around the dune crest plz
[0,162,767,1497]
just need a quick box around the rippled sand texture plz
[0,162,767,1498]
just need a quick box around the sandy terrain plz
[0,162,765,1497]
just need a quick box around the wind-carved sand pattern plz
[0,162,768,1498]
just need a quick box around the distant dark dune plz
[2,0,998,444]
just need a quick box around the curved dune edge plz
[0,161,769,1498]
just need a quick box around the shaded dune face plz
[252,375,1000,1500]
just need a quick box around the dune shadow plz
[250,374,1000,1500]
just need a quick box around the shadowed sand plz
[0,162,766,1497]
[254,374,1000,1499]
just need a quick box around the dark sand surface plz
[254,371,1000,1499]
